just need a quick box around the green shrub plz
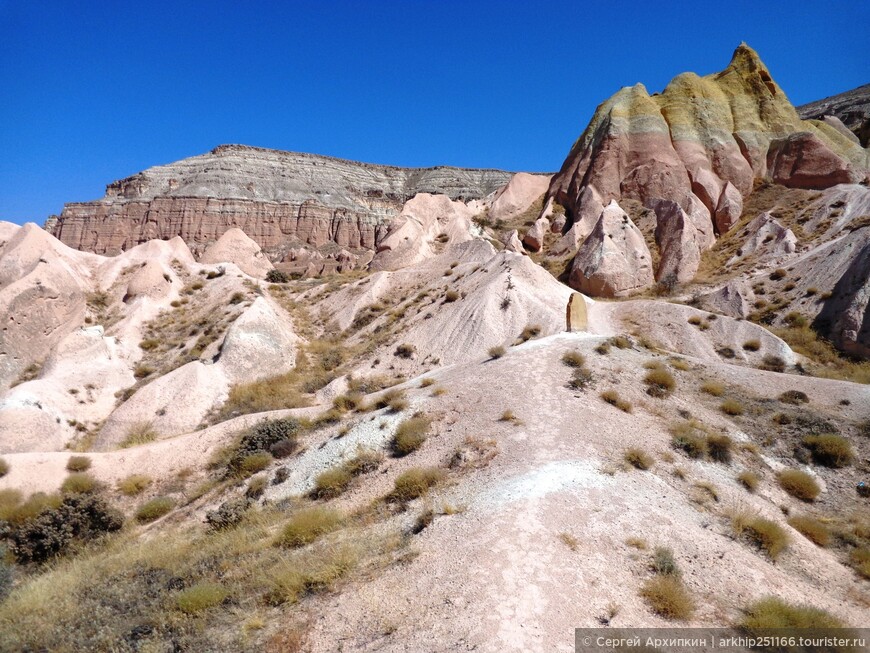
[392,416,431,456]
[266,269,289,284]
[175,582,228,614]
[488,345,506,359]
[60,473,99,495]
[644,368,676,398]
[0,458,8,478]
[737,471,760,492]
[624,448,653,470]
[740,597,846,632]
[743,339,761,352]
[388,467,445,503]
[787,515,831,547]
[600,390,632,413]
[116,474,152,496]
[732,513,789,560]
[802,434,854,468]
[720,399,744,416]
[777,469,820,501]
[65,456,91,473]
[311,467,353,499]
[277,507,343,548]
[561,350,586,368]
[135,497,175,522]
[205,497,251,531]
[640,576,694,620]
[8,494,123,563]
[651,546,680,576]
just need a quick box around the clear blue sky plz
[1,0,867,225]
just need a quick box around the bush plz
[706,434,734,463]
[568,367,594,391]
[175,582,228,614]
[779,390,809,404]
[0,458,8,478]
[370,388,406,412]
[119,421,158,448]
[518,324,543,342]
[342,449,383,477]
[643,369,676,398]
[802,434,854,467]
[600,390,632,413]
[595,342,611,355]
[311,467,353,499]
[395,343,416,359]
[266,269,289,284]
[237,452,273,477]
[669,421,709,458]
[116,474,152,496]
[787,515,831,547]
[651,546,680,576]
[488,345,506,359]
[333,392,365,412]
[205,497,251,531]
[743,339,761,352]
[65,456,91,472]
[135,496,175,522]
[737,471,760,492]
[732,513,789,560]
[246,475,267,499]
[610,336,631,349]
[277,507,343,548]
[640,576,694,620]
[388,467,445,503]
[392,416,431,456]
[720,399,744,416]
[624,448,653,470]
[8,494,123,563]
[60,473,99,495]
[700,381,724,396]
[850,548,870,579]
[444,290,460,303]
[740,597,846,632]
[778,469,821,501]
[759,355,786,373]
[561,350,586,368]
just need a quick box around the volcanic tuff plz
[798,83,870,147]
[45,144,519,261]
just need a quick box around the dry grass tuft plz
[561,350,586,368]
[643,368,676,398]
[740,597,846,631]
[787,515,831,547]
[737,470,760,492]
[700,381,725,396]
[65,456,91,472]
[277,507,343,548]
[487,345,506,359]
[639,576,694,621]
[801,434,854,468]
[391,416,431,457]
[117,474,152,497]
[720,399,745,416]
[777,469,820,501]
[387,467,445,503]
[600,390,632,413]
[624,448,654,470]
[732,511,789,560]
[135,496,175,522]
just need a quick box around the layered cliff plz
[798,83,870,147]
[46,145,516,260]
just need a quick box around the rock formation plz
[45,145,516,264]
[798,83,870,147]
[199,227,274,278]
[568,201,654,297]
[545,44,869,294]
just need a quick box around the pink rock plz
[652,199,703,284]
[522,217,549,252]
[714,182,743,234]
[767,132,858,189]
[502,230,526,254]
[568,200,654,297]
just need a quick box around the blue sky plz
[0,0,867,225]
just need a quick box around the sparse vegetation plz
[119,421,158,448]
[60,473,99,495]
[135,497,175,522]
[561,350,586,368]
[801,433,854,467]
[117,474,153,496]
[387,467,445,503]
[779,389,808,404]
[706,434,734,463]
[640,576,694,621]
[732,512,789,560]
[311,467,353,500]
[568,366,594,390]
[737,471,760,492]
[624,448,653,470]
[759,354,786,373]
[65,456,91,472]
[265,269,289,284]
[740,597,846,632]
[277,506,343,548]
[175,582,228,614]
[395,343,416,359]
[700,381,724,396]
[600,390,632,413]
[391,416,431,456]
[594,341,611,355]
[720,399,744,416]
[0,458,9,478]
[643,368,676,398]
[777,469,821,501]
[517,324,542,343]
[787,515,831,547]
[237,452,274,477]
[743,339,761,352]
[488,345,506,359]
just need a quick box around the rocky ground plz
[0,43,869,652]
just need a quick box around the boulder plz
[699,280,756,318]
[523,217,549,252]
[488,173,550,223]
[714,182,743,234]
[728,212,797,264]
[502,230,526,255]
[652,200,703,283]
[199,227,274,278]
[568,201,654,297]
[767,132,858,189]
[566,293,588,332]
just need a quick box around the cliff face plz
[46,145,516,259]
